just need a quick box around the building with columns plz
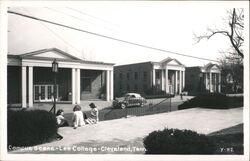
[114,57,185,97]
[7,48,114,108]
[185,63,221,95]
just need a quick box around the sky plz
[7,1,248,66]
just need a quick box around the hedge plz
[178,93,243,110]
[144,94,174,99]
[8,109,58,147]
[143,128,215,154]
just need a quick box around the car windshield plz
[124,94,140,98]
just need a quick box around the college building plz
[7,48,114,108]
[185,63,221,95]
[114,57,186,97]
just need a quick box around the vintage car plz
[112,93,147,109]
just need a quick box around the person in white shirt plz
[72,105,85,129]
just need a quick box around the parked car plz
[112,93,147,109]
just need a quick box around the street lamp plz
[50,59,58,114]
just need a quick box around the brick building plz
[114,57,185,97]
[7,48,114,108]
[185,63,221,95]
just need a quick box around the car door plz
[128,94,137,106]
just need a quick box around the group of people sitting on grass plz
[55,103,99,129]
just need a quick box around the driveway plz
[10,106,243,154]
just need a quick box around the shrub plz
[144,94,174,99]
[178,93,243,110]
[8,109,58,147]
[143,128,216,154]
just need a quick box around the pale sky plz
[7,1,248,66]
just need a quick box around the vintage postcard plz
[0,0,249,161]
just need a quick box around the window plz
[127,73,130,80]
[127,84,130,91]
[119,84,122,91]
[143,84,147,92]
[143,71,147,80]
[134,72,138,80]
[134,84,138,91]
[119,73,123,79]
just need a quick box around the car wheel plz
[120,103,126,109]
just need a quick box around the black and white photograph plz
[0,0,249,161]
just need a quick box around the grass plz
[208,124,243,154]
[178,93,243,110]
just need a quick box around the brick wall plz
[114,62,153,97]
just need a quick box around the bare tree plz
[219,52,243,93]
[194,8,244,59]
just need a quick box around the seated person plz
[56,109,69,127]
[72,105,85,129]
[85,103,99,124]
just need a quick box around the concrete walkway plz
[11,106,243,154]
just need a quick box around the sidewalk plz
[11,106,243,154]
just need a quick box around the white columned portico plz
[76,68,81,104]
[209,72,212,92]
[28,66,33,107]
[106,70,110,101]
[161,70,164,91]
[72,68,76,104]
[22,66,27,108]
[110,70,114,101]
[165,67,168,93]
[175,71,178,94]
[179,70,182,94]
[218,73,221,93]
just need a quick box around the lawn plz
[178,93,243,110]
[208,123,243,154]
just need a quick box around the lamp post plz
[50,59,58,114]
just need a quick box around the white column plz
[204,73,207,90]
[209,72,212,92]
[179,70,182,94]
[76,68,81,104]
[152,68,155,87]
[28,66,33,108]
[22,66,27,108]
[218,73,221,93]
[165,67,168,93]
[215,73,217,92]
[106,70,110,101]
[72,68,76,104]
[175,71,178,94]
[182,71,185,90]
[161,69,164,91]
[110,70,114,101]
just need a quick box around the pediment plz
[160,57,183,66]
[205,63,220,71]
[211,65,219,70]
[33,51,69,59]
[20,48,81,61]
[167,59,180,65]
